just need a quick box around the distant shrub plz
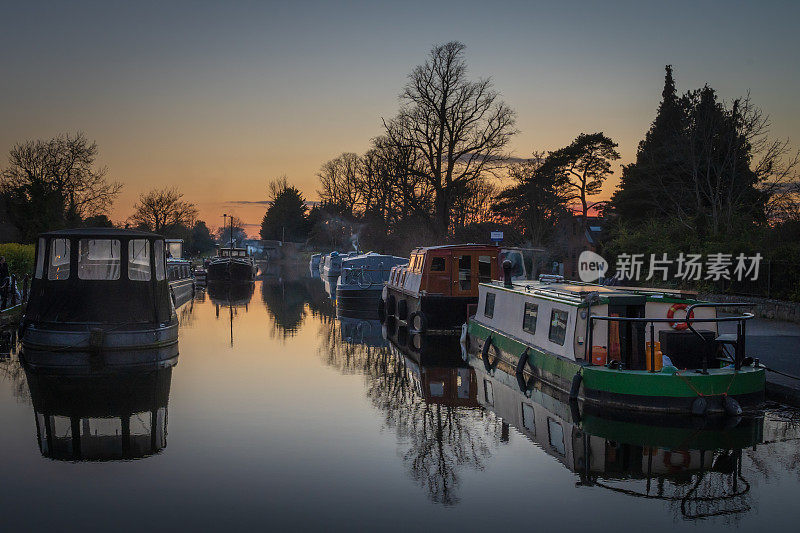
[0,243,35,279]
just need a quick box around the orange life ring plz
[667,303,694,330]
[663,450,691,471]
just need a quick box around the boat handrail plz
[586,303,754,373]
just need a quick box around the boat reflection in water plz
[206,281,254,346]
[24,364,174,461]
[326,311,775,515]
[337,316,386,347]
[468,353,764,519]
[320,320,497,505]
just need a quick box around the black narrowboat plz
[19,228,185,372]
[205,247,257,283]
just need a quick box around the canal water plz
[2,267,800,531]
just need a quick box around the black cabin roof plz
[39,227,164,239]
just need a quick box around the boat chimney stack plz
[503,260,513,288]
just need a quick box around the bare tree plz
[316,152,363,216]
[384,42,517,234]
[129,187,198,234]
[1,132,122,239]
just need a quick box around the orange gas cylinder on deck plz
[591,346,607,366]
[645,341,663,372]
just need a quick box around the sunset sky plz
[2,0,798,236]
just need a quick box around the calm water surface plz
[2,268,800,532]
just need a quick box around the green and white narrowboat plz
[464,271,765,416]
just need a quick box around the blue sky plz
[2,0,798,230]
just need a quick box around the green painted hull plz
[467,320,765,415]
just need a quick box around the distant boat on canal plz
[309,253,321,274]
[336,252,407,316]
[19,228,194,372]
[381,244,524,334]
[205,246,257,283]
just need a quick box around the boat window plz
[484,292,495,319]
[548,309,569,346]
[35,238,46,279]
[154,240,165,281]
[547,418,565,455]
[78,239,120,280]
[478,255,492,283]
[522,403,535,434]
[458,255,471,291]
[430,257,445,272]
[523,302,538,334]
[48,238,71,280]
[429,381,445,397]
[128,239,151,281]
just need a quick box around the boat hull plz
[467,320,765,415]
[206,260,256,282]
[169,278,195,308]
[20,321,179,374]
[336,286,382,315]
[384,286,476,333]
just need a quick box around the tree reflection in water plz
[261,274,335,338]
[0,328,28,403]
[318,319,501,505]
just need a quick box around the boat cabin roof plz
[483,279,701,306]
[40,227,163,239]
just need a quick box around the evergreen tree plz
[260,182,309,242]
[611,66,768,237]
[187,221,216,255]
[612,65,685,222]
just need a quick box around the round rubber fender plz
[569,398,582,423]
[409,311,427,334]
[481,336,501,373]
[516,348,530,375]
[724,395,742,417]
[516,372,530,395]
[691,396,708,416]
[397,299,408,320]
[377,299,386,323]
[569,372,583,401]
[410,332,424,353]
[386,294,397,316]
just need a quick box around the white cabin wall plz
[645,302,718,342]
[477,286,579,361]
